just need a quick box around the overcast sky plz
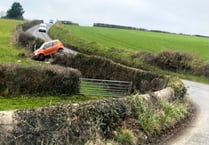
[1,0,209,36]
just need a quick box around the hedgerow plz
[52,53,168,93]
[0,64,81,97]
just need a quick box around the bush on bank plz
[0,64,81,97]
[52,53,168,93]
[14,20,45,52]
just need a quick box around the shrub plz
[17,32,35,48]
[52,53,167,93]
[21,20,43,31]
[194,63,209,78]
[131,94,159,135]
[167,77,187,99]
[14,20,45,53]
[0,64,81,97]
[159,101,188,127]
[133,51,193,73]
[153,51,193,72]
[0,93,191,144]
[114,129,137,145]
[3,98,133,145]
[131,51,155,64]
[130,93,189,138]
[17,32,44,52]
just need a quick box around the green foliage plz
[1,98,132,144]
[52,53,167,93]
[167,77,187,99]
[21,20,43,31]
[131,94,189,136]
[0,93,190,144]
[159,101,188,127]
[114,129,137,145]
[131,95,159,135]
[17,32,44,52]
[0,64,81,97]
[6,2,24,20]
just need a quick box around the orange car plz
[33,40,64,60]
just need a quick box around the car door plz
[46,41,58,55]
[43,42,52,56]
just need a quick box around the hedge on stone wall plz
[0,64,81,97]
[4,98,133,145]
[52,53,168,93]
[14,20,45,52]
[21,20,43,31]
[0,90,190,145]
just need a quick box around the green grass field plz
[49,23,209,83]
[0,19,28,63]
[63,25,209,61]
[0,95,105,111]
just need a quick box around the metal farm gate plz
[80,78,132,97]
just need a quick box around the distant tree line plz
[60,20,79,26]
[93,23,209,38]
[93,23,146,31]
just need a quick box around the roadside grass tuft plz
[159,101,188,127]
[131,94,189,136]
[114,128,137,145]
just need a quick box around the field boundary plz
[80,78,132,97]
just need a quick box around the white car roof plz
[40,23,47,27]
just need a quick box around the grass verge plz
[131,94,190,136]
[0,95,107,111]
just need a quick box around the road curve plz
[26,24,77,54]
[27,24,209,145]
[166,80,209,145]
[26,24,51,41]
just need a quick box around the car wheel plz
[58,48,63,53]
[39,54,45,61]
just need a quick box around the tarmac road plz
[166,80,209,145]
[26,23,77,55]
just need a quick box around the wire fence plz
[80,78,132,97]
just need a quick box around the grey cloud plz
[1,0,209,35]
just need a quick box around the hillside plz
[49,23,209,83]
[0,19,27,62]
[63,25,209,61]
